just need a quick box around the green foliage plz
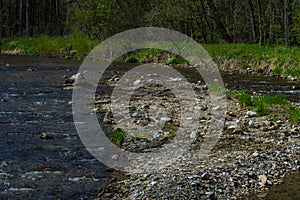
[71,31,98,59]
[252,97,268,116]
[289,106,300,123]
[232,90,299,123]
[208,81,227,95]
[272,67,283,75]
[202,44,300,76]
[259,93,288,105]
[124,49,163,63]
[108,129,125,147]
[0,36,97,59]
[131,133,148,141]
[165,55,189,65]
[232,90,252,107]
[35,37,64,57]
[162,123,178,132]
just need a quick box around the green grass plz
[0,36,98,59]
[165,55,189,65]
[289,106,300,123]
[232,90,299,123]
[1,38,299,76]
[208,80,227,95]
[231,90,252,107]
[202,44,300,77]
[108,129,125,147]
[124,48,162,63]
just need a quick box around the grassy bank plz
[1,37,300,76]
[203,44,300,77]
[0,35,98,60]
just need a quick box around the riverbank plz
[1,37,300,78]
[92,67,300,199]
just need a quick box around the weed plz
[108,129,125,147]
[233,90,252,107]
[165,55,189,65]
[208,80,227,95]
[289,106,300,123]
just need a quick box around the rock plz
[190,180,200,186]
[291,127,299,134]
[251,151,259,157]
[260,127,269,131]
[246,111,257,117]
[27,67,36,72]
[227,125,237,131]
[70,73,83,81]
[201,172,210,180]
[287,76,298,81]
[258,175,267,185]
[280,132,286,139]
[150,181,157,186]
[133,79,142,85]
[153,132,162,138]
[40,132,62,139]
[248,120,256,127]
[160,116,172,122]
[190,131,197,139]
[170,77,183,82]
[108,75,120,82]
[131,112,142,118]
[233,128,243,134]
[202,85,208,90]
[269,125,279,130]
[245,67,253,73]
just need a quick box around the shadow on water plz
[0,55,299,198]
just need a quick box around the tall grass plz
[202,44,300,76]
[0,36,98,59]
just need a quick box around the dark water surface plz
[0,55,121,199]
[0,55,299,199]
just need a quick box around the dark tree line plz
[0,0,69,37]
[1,0,299,45]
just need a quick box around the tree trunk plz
[248,0,257,43]
[25,0,29,37]
[268,0,274,44]
[284,0,289,46]
[257,0,263,46]
[19,0,23,36]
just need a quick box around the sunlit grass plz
[108,129,125,147]
[231,90,299,123]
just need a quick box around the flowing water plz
[0,55,299,199]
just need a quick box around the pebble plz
[153,132,162,138]
[160,116,172,122]
[248,120,256,127]
[246,111,257,117]
[258,175,267,185]
[190,131,197,139]
[96,73,300,200]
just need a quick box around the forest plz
[1,0,300,46]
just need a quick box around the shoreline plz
[92,71,299,199]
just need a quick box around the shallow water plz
[0,55,299,199]
[0,57,120,199]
